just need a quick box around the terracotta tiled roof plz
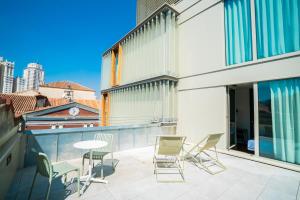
[40,81,95,92]
[0,94,37,116]
[75,99,100,110]
[14,90,40,96]
[0,94,99,117]
[48,98,100,110]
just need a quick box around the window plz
[225,0,253,65]
[258,77,300,164]
[255,0,300,59]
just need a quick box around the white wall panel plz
[177,87,227,149]
[119,10,177,85]
[101,53,112,91]
[178,54,300,91]
[108,81,177,126]
[177,1,225,77]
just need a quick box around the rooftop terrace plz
[7,146,300,200]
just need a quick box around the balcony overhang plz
[101,75,178,94]
[102,3,179,56]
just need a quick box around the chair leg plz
[111,153,115,171]
[28,170,37,200]
[101,157,104,178]
[64,174,67,188]
[82,157,85,175]
[46,180,52,200]
[77,170,80,197]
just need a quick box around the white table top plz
[73,140,108,150]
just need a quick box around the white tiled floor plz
[7,146,300,200]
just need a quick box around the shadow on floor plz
[6,159,119,200]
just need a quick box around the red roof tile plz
[40,81,95,92]
[0,94,37,116]
[0,94,100,117]
[48,98,100,110]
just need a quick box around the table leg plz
[79,149,108,194]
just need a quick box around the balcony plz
[5,139,300,200]
[1,122,299,200]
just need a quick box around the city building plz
[13,77,25,93]
[23,102,99,130]
[0,93,100,130]
[100,0,300,168]
[23,63,44,90]
[39,81,97,100]
[0,58,14,93]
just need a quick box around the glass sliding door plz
[258,77,300,164]
[229,88,237,148]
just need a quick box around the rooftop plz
[0,94,99,117]
[40,81,95,92]
[7,146,300,200]
[48,98,100,110]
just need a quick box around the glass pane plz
[224,0,253,65]
[258,77,300,164]
[255,0,300,59]
[229,89,236,146]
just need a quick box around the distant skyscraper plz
[0,58,14,94]
[13,77,25,93]
[136,0,178,23]
[23,63,44,90]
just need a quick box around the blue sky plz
[0,0,136,95]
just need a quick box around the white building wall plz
[177,87,227,148]
[120,10,177,85]
[39,87,96,100]
[175,0,300,150]
[23,63,45,91]
[13,77,25,93]
[108,80,177,126]
[101,52,112,91]
[0,60,14,94]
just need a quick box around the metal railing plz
[24,124,176,166]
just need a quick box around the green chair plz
[82,134,114,177]
[28,152,80,200]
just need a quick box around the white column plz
[153,15,161,76]
[165,10,171,75]
[160,12,166,75]
[171,12,176,76]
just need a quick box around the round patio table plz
[73,140,108,194]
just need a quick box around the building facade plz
[0,58,14,94]
[136,0,178,24]
[101,0,300,167]
[13,77,25,93]
[23,63,44,90]
[101,5,178,126]
[39,81,97,100]
[23,102,99,130]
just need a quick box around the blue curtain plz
[225,0,253,65]
[255,0,300,59]
[270,78,300,164]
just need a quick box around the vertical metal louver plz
[136,0,178,24]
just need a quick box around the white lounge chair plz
[153,135,186,182]
[184,133,226,175]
